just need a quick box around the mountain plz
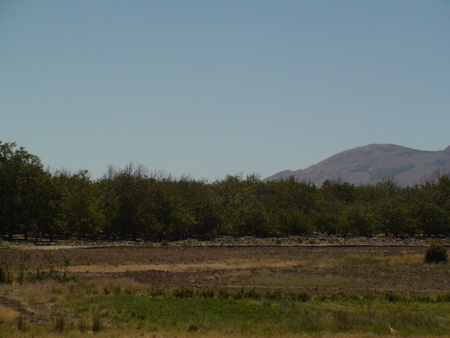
[264,144,450,186]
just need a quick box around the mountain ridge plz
[264,144,450,186]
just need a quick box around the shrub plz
[0,266,11,284]
[187,322,203,332]
[78,315,89,332]
[92,311,102,332]
[264,290,283,300]
[217,289,231,299]
[285,290,310,302]
[197,289,215,298]
[17,316,28,332]
[231,289,245,300]
[385,291,409,302]
[53,313,66,332]
[297,291,311,302]
[243,288,262,300]
[436,293,450,302]
[425,240,448,263]
[173,288,194,298]
[149,287,167,297]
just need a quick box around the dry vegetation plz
[0,238,449,336]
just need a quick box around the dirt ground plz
[2,245,449,296]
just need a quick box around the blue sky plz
[1,0,449,181]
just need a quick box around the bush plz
[173,288,194,298]
[385,291,409,302]
[17,316,28,332]
[149,287,167,297]
[425,240,448,263]
[285,290,311,302]
[92,311,102,332]
[0,266,11,284]
[243,288,262,300]
[264,290,283,300]
[297,291,311,302]
[436,293,450,302]
[78,315,89,333]
[197,289,215,298]
[217,289,231,299]
[53,313,66,332]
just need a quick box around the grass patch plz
[68,291,450,336]
[2,280,448,337]
[0,305,19,324]
[1,245,449,336]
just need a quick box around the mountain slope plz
[264,144,450,186]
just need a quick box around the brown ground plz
[1,245,449,296]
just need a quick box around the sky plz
[1,0,449,181]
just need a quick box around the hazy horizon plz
[2,1,449,181]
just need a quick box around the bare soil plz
[2,245,449,296]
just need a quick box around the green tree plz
[0,141,52,240]
[339,204,378,237]
[172,178,222,238]
[53,170,105,239]
[377,196,413,237]
[321,179,356,205]
[100,164,154,240]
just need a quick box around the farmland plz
[0,238,449,336]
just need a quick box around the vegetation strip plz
[1,140,450,242]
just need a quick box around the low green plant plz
[53,313,66,332]
[173,287,194,298]
[0,266,12,284]
[17,316,28,332]
[149,287,167,297]
[78,315,89,332]
[264,289,283,300]
[425,240,448,263]
[297,291,311,302]
[217,289,231,299]
[436,293,450,302]
[92,310,102,332]
[242,288,262,300]
[197,289,215,298]
[187,321,204,332]
[385,291,410,302]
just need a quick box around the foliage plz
[53,313,66,332]
[1,140,450,241]
[424,240,448,263]
[172,287,194,298]
[0,266,11,284]
[2,281,450,336]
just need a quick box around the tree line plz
[1,141,449,241]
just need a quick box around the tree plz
[0,141,52,240]
[99,164,154,240]
[339,204,378,237]
[321,179,356,205]
[53,170,105,239]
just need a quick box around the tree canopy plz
[1,141,449,241]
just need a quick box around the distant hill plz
[264,144,450,186]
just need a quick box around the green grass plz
[66,291,450,336]
[0,280,450,337]
[0,245,448,336]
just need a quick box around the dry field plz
[2,243,449,295]
[0,240,449,336]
